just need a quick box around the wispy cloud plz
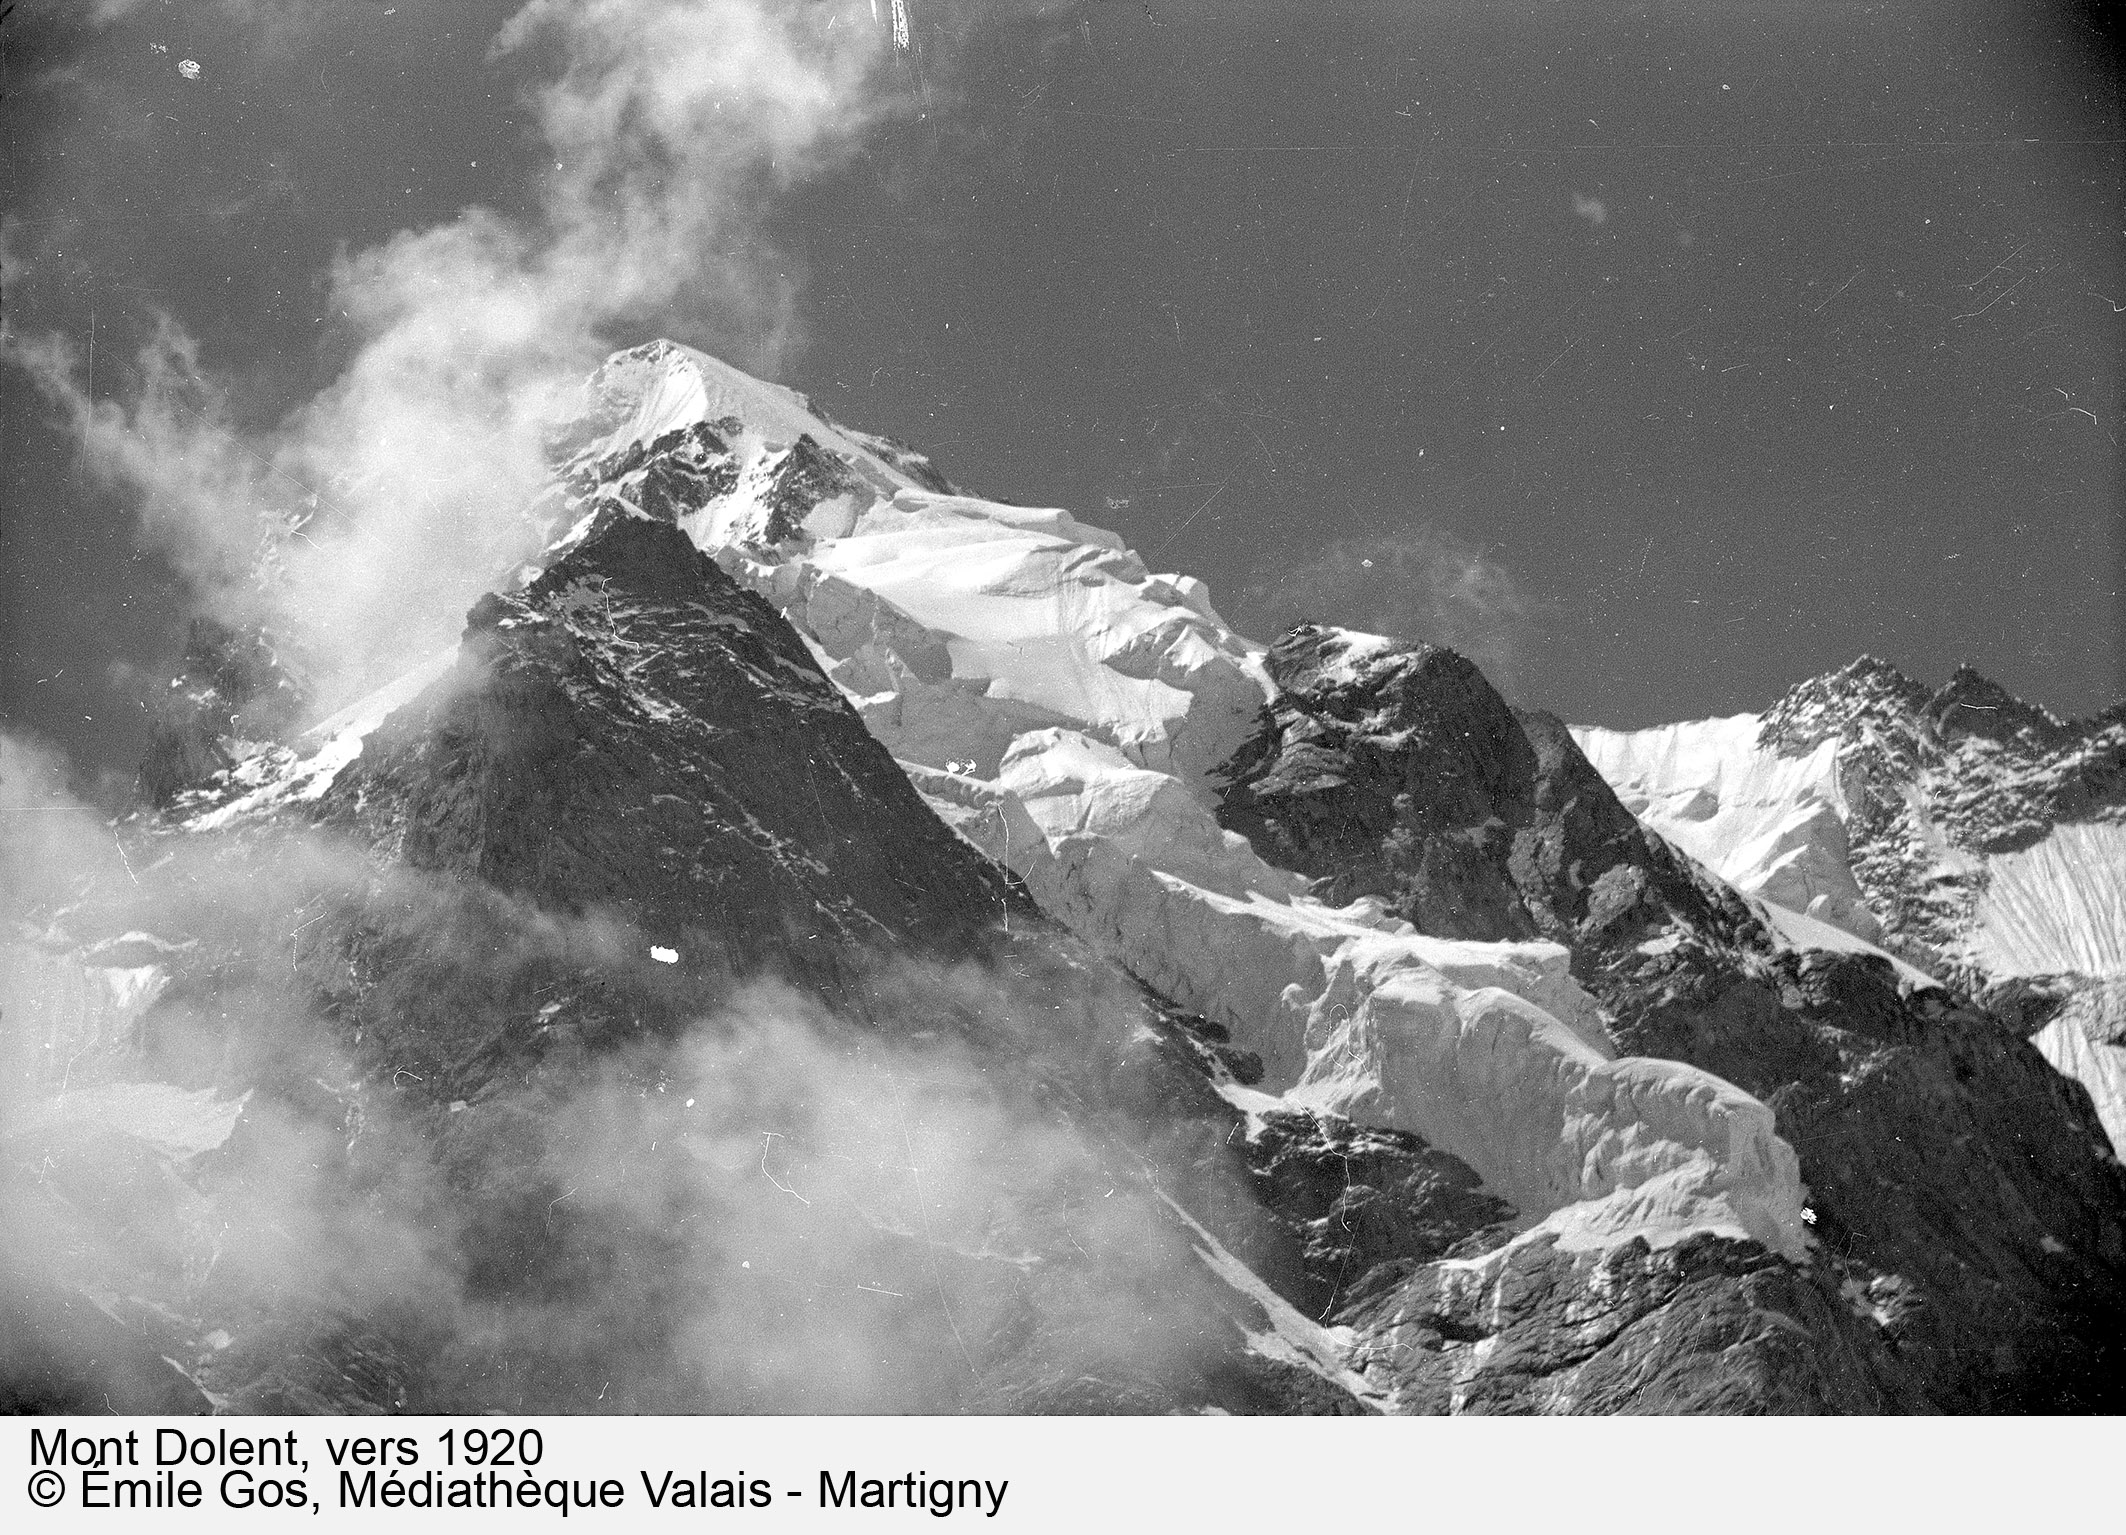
[1,733,1241,1411]
[12,0,897,713]
[1242,524,1534,691]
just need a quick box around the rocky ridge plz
[1575,655,2126,1165]
[1757,656,2126,985]
[135,618,310,809]
[1212,625,2126,1411]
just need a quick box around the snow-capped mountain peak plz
[1576,653,2126,1153]
[69,343,2126,1416]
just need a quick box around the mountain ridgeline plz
[7,342,2123,1415]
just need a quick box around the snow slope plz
[1573,714,1884,943]
[1969,822,2126,979]
[1573,676,2126,1152]
[738,492,1269,793]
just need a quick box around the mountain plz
[7,501,1366,1415]
[7,342,2123,1414]
[1217,626,2125,1408]
[1574,658,2126,1157]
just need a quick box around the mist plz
[2,725,1260,1413]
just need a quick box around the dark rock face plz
[289,510,1026,1130]
[1216,634,1546,940]
[1764,656,2113,788]
[1239,1110,1519,1318]
[1599,940,2126,1411]
[136,618,309,808]
[317,514,1014,985]
[1213,624,2126,1412]
[1216,626,1750,953]
[1753,660,2126,1169]
[1979,973,2082,1038]
[544,417,746,539]
[756,435,864,542]
[1344,1231,1919,1414]
[625,421,745,523]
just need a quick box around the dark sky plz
[4,0,2121,794]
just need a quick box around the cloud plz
[469,974,1235,1411]
[0,741,1243,1411]
[1572,192,1607,226]
[0,751,477,1410]
[11,324,299,634]
[11,0,897,714]
[1242,525,1534,690]
[0,732,133,920]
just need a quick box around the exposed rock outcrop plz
[1578,656,2126,1177]
[1213,624,2126,1411]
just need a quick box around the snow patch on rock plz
[183,646,458,830]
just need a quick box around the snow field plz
[2032,1005,2126,1158]
[1968,822,2126,979]
[1573,714,1883,942]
